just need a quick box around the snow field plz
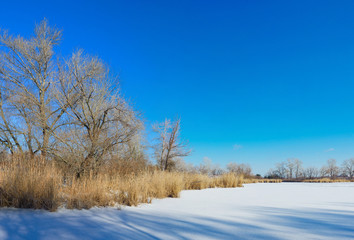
[0,182,353,240]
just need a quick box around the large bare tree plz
[53,51,142,176]
[0,20,143,177]
[0,20,65,157]
[153,118,190,171]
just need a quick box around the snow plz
[1,183,354,240]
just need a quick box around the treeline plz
[266,158,354,180]
[171,158,253,178]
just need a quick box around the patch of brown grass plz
[302,178,351,183]
[63,173,115,209]
[184,174,212,190]
[242,178,282,183]
[212,173,243,188]
[0,158,60,211]
[115,171,185,206]
[0,159,247,211]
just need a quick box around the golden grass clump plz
[183,173,243,189]
[184,174,212,190]
[0,158,61,211]
[116,171,185,206]
[63,173,115,209]
[212,173,243,188]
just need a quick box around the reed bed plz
[302,178,352,183]
[242,178,282,183]
[0,159,245,211]
[0,159,60,211]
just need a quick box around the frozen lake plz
[1,182,354,239]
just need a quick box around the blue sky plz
[1,0,354,174]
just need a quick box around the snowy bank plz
[0,182,354,240]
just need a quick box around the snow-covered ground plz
[1,182,354,240]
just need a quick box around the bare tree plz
[293,158,303,179]
[226,162,238,173]
[322,159,339,179]
[173,158,197,173]
[286,159,295,179]
[198,157,213,175]
[0,20,64,157]
[227,162,252,177]
[54,51,142,176]
[265,168,281,179]
[270,159,303,179]
[275,161,287,179]
[304,167,319,179]
[153,118,190,171]
[210,164,224,176]
[0,20,143,177]
[342,158,354,179]
[198,157,224,176]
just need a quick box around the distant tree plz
[320,166,328,178]
[304,167,319,179]
[265,168,280,179]
[275,161,287,179]
[284,158,303,179]
[293,158,303,179]
[211,164,224,176]
[199,157,213,175]
[174,158,197,173]
[286,159,295,179]
[322,159,339,179]
[226,162,238,173]
[342,158,354,179]
[269,159,303,179]
[227,162,252,178]
[153,118,191,171]
[197,158,224,176]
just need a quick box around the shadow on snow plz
[0,205,353,240]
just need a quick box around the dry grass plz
[243,178,283,183]
[184,173,243,190]
[184,174,212,190]
[0,159,247,211]
[11,158,349,211]
[302,178,351,183]
[63,173,115,209]
[115,171,185,206]
[212,173,244,188]
[0,159,60,211]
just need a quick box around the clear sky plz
[1,0,354,174]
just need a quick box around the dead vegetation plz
[302,178,352,183]
[0,158,246,211]
[242,178,282,183]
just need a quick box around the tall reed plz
[0,158,248,211]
